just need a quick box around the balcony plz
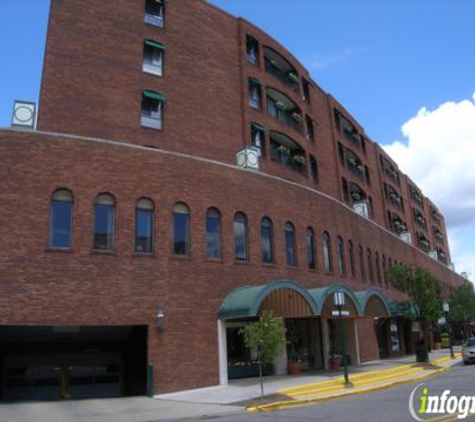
[414,210,427,230]
[410,185,424,208]
[433,227,444,245]
[269,131,306,175]
[334,110,365,152]
[264,47,299,93]
[417,234,431,253]
[431,207,442,226]
[380,156,400,186]
[339,144,368,183]
[266,88,303,134]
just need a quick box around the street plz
[191,363,475,422]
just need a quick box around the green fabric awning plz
[251,122,267,132]
[144,40,165,50]
[309,284,363,316]
[389,300,420,318]
[248,77,261,86]
[354,289,391,317]
[143,90,166,101]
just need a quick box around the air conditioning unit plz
[428,250,438,260]
[352,200,370,218]
[399,231,411,244]
[236,148,259,170]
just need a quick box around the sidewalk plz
[156,349,461,408]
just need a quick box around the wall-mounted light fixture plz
[156,310,164,331]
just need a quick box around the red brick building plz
[0,0,465,400]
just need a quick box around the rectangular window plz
[144,0,164,27]
[234,216,248,261]
[305,116,314,142]
[248,78,261,109]
[309,155,318,184]
[302,79,310,102]
[143,40,164,76]
[251,123,266,157]
[141,91,165,130]
[135,208,154,253]
[246,35,259,65]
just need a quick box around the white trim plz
[217,320,228,386]
[354,319,361,365]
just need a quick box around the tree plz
[387,265,443,361]
[239,310,287,397]
[450,283,475,339]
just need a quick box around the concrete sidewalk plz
[155,348,460,406]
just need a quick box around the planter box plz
[228,363,273,380]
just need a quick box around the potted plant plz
[293,155,305,165]
[287,349,302,375]
[287,72,299,83]
[291,112,303,122]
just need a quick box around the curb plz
[248,358,460,413]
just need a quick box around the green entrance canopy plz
[389,300,420,318]
[354,288,391,317]
[309,284,363,316]
[217,280,318,320]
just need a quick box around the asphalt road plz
[193,363,475,422]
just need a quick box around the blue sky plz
[1,0,475,278]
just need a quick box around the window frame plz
[306,227,316,270]
[261,217,274,264]
[284,222,297,267]
[49,189,74,250]
[144,0,165,28]
[135,198,155,254]
[143,40,164,76]
[206,207,222,260]
[322,231,333,273]
[234,212,249,262]
[172,202,191,256]
[92,193,116,252]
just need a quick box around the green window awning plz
[143,90,166,101]
[144,40,165,50]
[251,122,267,132]
[249,77,261,86]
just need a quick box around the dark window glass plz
[337,236,345,275]
[285,222,296,267]
[143,43,163,76]
[141,94,163,130]
[306,228,316,269]
[367,248,374,282]
[323,232,333,272]
[234,212,248,261]
[173,203,190,255]
[93,194,115,251]
[375,252,382,285]
[206,208,222,259]
[261,217,274,263]
[309,155,318,184]
[382,254,387,285]
[348,240,356,277]
[135,198,154,253]
[49,189,73,249]
[144,0,164,27]
[358,245,366,282]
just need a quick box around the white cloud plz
[383,92,475,279]
[383,92,475,229]
[309,49,354,70]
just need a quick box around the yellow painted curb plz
[248,363,457,413]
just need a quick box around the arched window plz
[135,198,154,253]
[322,231,333,273]
[173,202,190,255]
[234,212,248,261]
[261,217,274,263]
[375,252,381,285]
[337,236,345,275]
[388,257,393,268]
[93,193,116,251]
[367,248,374,282]
[285,222,296,267]
[206,207,221,259]
[49,189,74,249]
[348,240,355,277]
[306,227,316,270]
[382,254,387,285]
[358,244,366,282]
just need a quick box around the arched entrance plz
[217,280,320,383]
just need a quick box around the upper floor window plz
[337,236,345,275]
[246,35,259,65]
[410,185,424,209]
[234,212,248,261]
[322,231,333,273]
[380,155,400,186]
[384,183,403,210]
[261,217,274,264]
[285,222,297,267]
[367,248,374,282]
[93,194,116,251]
[348,240,356,277]
[141,90,165,130]
[135,198,154,253]
[375,252,382,285]
[382,254,387,285]
[172,203,190,256]
[430,206,442,226]
[143,40,164,76]
[269,131,306,175]
[248,78,262,109]
[302,78,310,102]
[49,189,73,249]
[309,155,318,184]
[264,46,299,92]
[251,122,267,157]
[338,143,369,184]
[206,207,222,259]
[358,244,366,282]
[334,109,365,152]
[306,227,316,270]
[305,115,314,142]
[144,0,164,28]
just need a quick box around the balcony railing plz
[270,147,306,175]
[267,101,303,133]
[265,59,299,92]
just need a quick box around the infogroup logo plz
[409,384,475,420]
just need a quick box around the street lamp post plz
[333,290,352,387]
[443,300,455,359]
